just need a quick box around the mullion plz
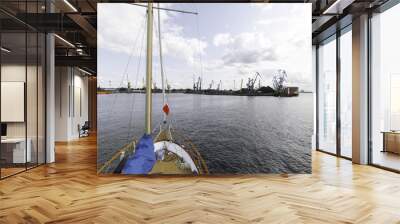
[367,11,373,165]
[0,21,2,179]
[336,30,341,157]
[25,0,28,171]
[316,45,319,151]
[36,0,39,167]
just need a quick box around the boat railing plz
[97,140,136,174]
[98,129,209,175]
[170,129,209,174]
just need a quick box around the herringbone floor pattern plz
[1,135,400,223]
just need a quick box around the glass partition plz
[27,31,38,169]
[38,32,45,165]
[317,35,337,154]
[0,1,46,179]
[339,28,352,158]
[371,3,400,171]
[37,0,46,165]
[1,31,28,177]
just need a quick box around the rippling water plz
[98,93,313,174]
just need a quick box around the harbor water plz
[98,93,313,174]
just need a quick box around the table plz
[1,138,31,163]
[382,131,400,154]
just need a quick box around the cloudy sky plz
[98,3,312,91]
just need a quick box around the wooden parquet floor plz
[1,134,400,223]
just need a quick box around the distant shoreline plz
[97,91,313,95]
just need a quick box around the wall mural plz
[97,3,313,175]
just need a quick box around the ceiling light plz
[76,48,85,55]
[1,47,11,53]
[78,67,92,76]
[54,34,75,48]
[323,0,355,15]
[63,0,78,12]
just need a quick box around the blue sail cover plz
[122,134,156,174]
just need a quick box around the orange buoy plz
[162,104,170,115]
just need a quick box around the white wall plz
[1,65,26,131]
[72,73,89,138]
[55,67,89,141]
[1,65,41,138]
[1,82,25,122]
[1,63,46,164]
[55,66,70,141]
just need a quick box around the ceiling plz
[1,0,97,74]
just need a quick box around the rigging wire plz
[101,12,148,172]
[101,4,210,174]
[194,4,204,89]
[157,3,167,123]
[103,12,146,153]
[106,13,147,115]
[127,15,147,141]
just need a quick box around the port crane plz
[166,79,171,92]
[246,72,261,93]
[208,80,214,90]
[217,80,222,91]
[197,77,202,91]
[193,76,202,91]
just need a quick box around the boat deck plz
[150,153,193,175]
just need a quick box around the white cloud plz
[98,4,146,55]
[203,4,312,90]
[214,32,277,66]
[256,19,273,26]
[161,32,207,65]
[213,33,233,46]
[98,3,207,66]
[250,3,274,11]
[98,3,312,90]
[222,48,277,65]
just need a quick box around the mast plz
[145,3,153,135]
[157,3,167,122]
